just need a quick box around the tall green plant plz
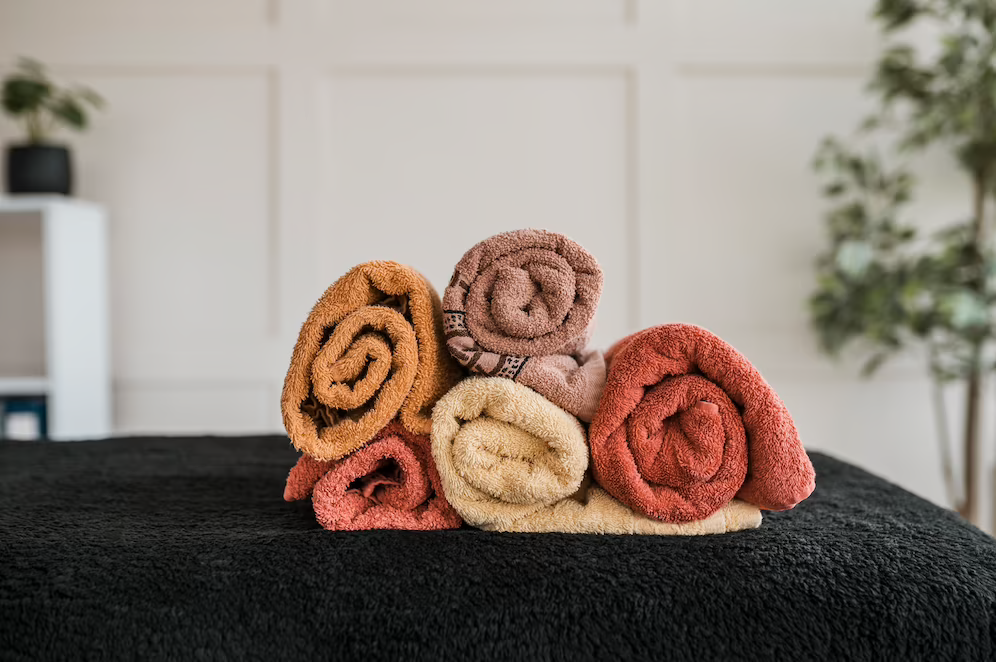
[2,57,103,144]
[811,0,996,523]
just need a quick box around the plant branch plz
[929,347,961,508]
[25,110,45,143]
[960,167,989,522]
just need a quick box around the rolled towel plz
[282,261,463,461]
[442,229,607,422]
[589,324,816,523]
[284,422,462,531]
[431,377,761,535]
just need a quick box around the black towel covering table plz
[1,436,994,661]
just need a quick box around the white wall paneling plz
[114,381,275,435]
[0,0,273,29]
[0,0,969,518]
[321,0,636,26]
[672,0,878,69]
[318,69,632,347]
[71,72,275,384]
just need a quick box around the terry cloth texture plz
[282,261,463,461]
[2,438,995,661]
[443,228,607,422]
[590,324,816,523]
[284,422,462,531]
[431,377,761,535]
[2,438,996,661]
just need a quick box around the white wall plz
[1,0,979,519]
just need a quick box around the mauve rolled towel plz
[589,324,815,523]
[442,229,606,422]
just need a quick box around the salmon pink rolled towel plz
[589,324,815,523]
[442,229,607,422]
[284,422,462,531]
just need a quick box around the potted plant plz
[1,57,103,195]
[809,0,996,525]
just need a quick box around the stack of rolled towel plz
[282,229,816,535]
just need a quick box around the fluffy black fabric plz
[1,437,994,662]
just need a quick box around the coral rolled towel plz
[443,229,607,422]
[431,377,761,535]
[282,261,462,461]
[589,324,816,523]
[284,422,462,531]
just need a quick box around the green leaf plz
[823,181,847,196]
[957,141,996,173]
[2,78,50,115]
[943,290,990,330]
[874,0,921,31]
[48,96,87,130]
[836,240,876,278]
[75,86,105,109]
[15,57,48,80]
[859,115,882,132]
[861,350,890,376]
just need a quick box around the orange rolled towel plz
[281,261,463,462]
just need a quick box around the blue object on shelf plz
[1,396,48,440]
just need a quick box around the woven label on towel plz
[443,310,529,379]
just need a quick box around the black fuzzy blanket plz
[1,436,994,661]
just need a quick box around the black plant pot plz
[5,144,73,195]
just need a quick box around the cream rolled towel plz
[431,377,761,535]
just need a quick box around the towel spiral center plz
[626,376,746,491]
[301,307,418,438]
[466,248,592,354]
[312,333,392,408]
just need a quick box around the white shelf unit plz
[0,196,111,440]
